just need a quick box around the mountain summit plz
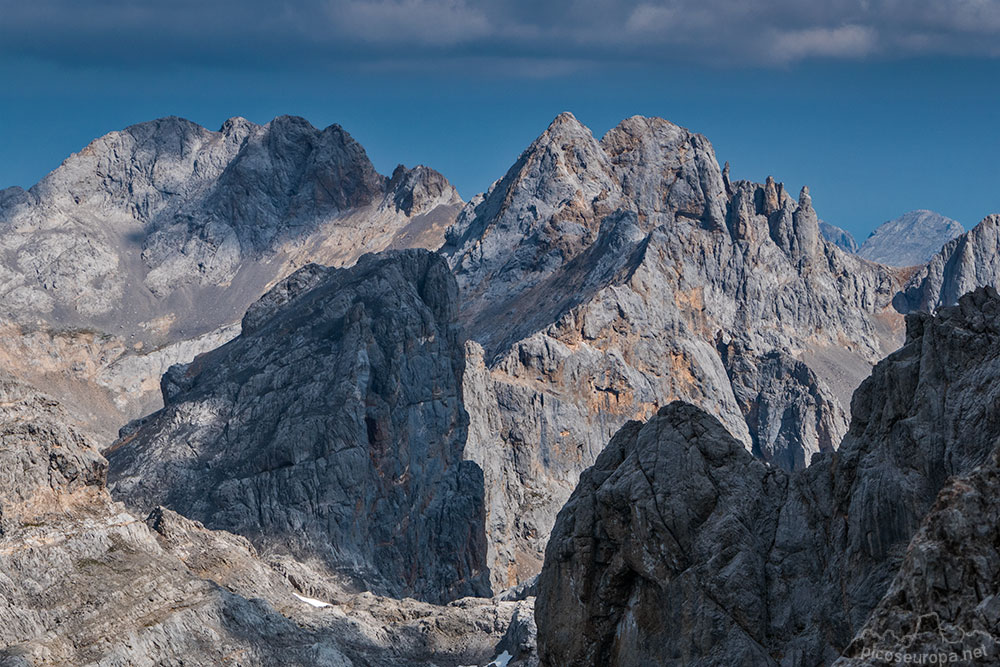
[857,209,964,266]
[444,112,908,589]
[0,115,461,338]
[0,115,462,437]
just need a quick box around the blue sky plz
[1,0,998,240]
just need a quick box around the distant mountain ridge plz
[819,220,858,253]
[820,210,964,266]
[857,209,964,266]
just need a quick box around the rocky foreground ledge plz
[536,286,1000,666]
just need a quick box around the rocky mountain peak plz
[21,115,225,222]
[858,209,964,266]
[727,176,822,260]
[108,249,490,604]
[791,184,821,258]
[445,113,907,593]
[0,113,465,443]
[798,184,811,208]
[216,115,258,152]
[117,114,213,147]
[202,115,386,238]
[443,112,733,338]
[386,163,462,216]
[529,111,610,181]
[764,174,783,213]
[894,213,1000,313]
[522,111,608,180]
[546,110,587,132]
[600,114,727,227]
[441,112,619,324]
[219,115,255,133]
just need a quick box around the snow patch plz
[458,650,513,667]
[293,592,332,608]
[488,651,512,667]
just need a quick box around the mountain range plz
[820,209,965,266]
[2,112,999,666]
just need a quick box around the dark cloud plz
[1,0,998,71]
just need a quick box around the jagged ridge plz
[452,112,907,590]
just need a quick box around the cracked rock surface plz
[107,250,490,604]
[537,286,1000,666]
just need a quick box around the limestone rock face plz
[894,214,1000,313]
[717,339,848,471]
[536,286,1000,666]
[0,375,106,536]
[446,113,906,590]
[107,250,490,604]
[836,449,1000,666]
[0,368,331,665]
[857,209,964,267]
[0,115,462,438]
[0,115,460,332]
[443,113,727,340]
[536,403,784,667]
